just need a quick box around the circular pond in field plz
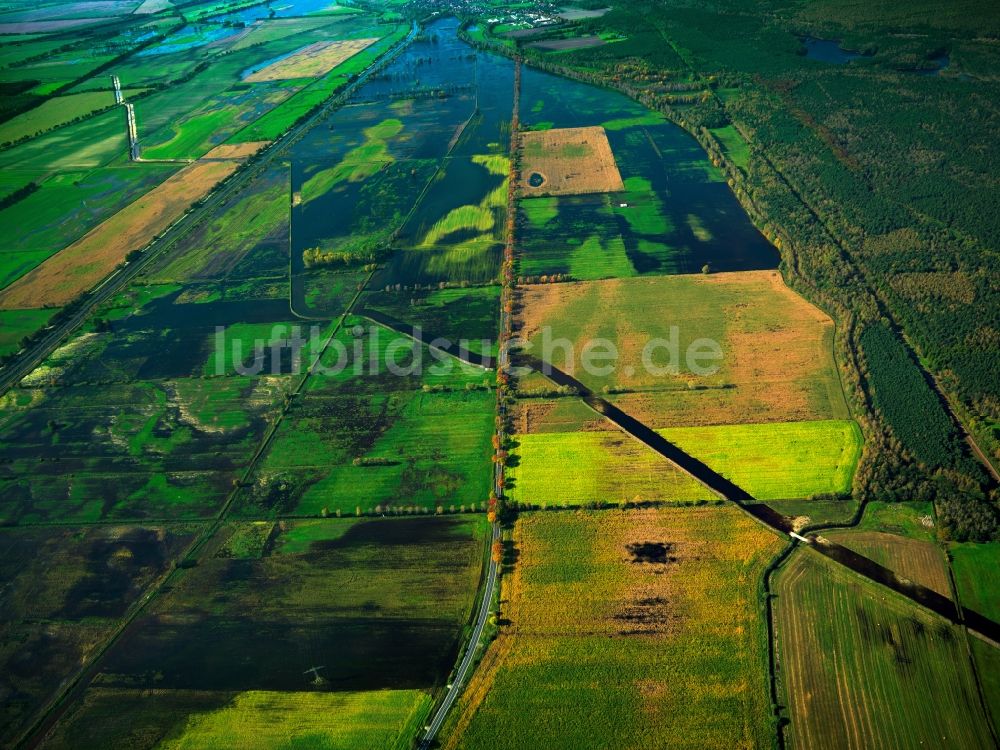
[528,172,546,187]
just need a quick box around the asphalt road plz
[419,522,501,749]
[0,21,418,397]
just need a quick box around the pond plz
[799,35,865,64]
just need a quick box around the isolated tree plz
[491,540,503,564]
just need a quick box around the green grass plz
[140,106,244,160]
[442,507,782,750]
[512,420,860,505]
[0,107,127,171]
[151,169,288,282]
[41,516,486,749]
[416,161,508,249]
[244,389,494,516]
[774,549,994,749]
[521,196,558,227]
[0,377,287,523]
[158,690,432,750]
[601,113,667,130]
[710,124,750,170]
[510,430,710,507]
[0,91,116,145]
[420,204,495,247]
[362,286,501,355]
[306,318,494,393]
[41,688,431,750]
[0,308,57,356]
[856,500,938,540]
[662,420,861,500]
[610,177,672,235]
[970,638,1000,735]
[0,164,178,288]
[768,497,859,526]
[949,542,1000,622]
[299,118,403,203]
[204,321,324,376]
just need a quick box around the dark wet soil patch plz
[626,541,678,565]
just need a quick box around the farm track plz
[514,352,1000,645]
[415,54,522,750]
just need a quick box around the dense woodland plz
[474,0,1000,538]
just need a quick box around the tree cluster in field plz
[516,273,571,285]
[517,385,578,399]
[351,456,398,467]
[302,246,381,268]
[0,182,38,210]
[381,280,477,293]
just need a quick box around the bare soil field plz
[519,126,624,197]
[516,271,851,426]
[200,141,271,160]
[0,160,239,309]
[245,38,377,82]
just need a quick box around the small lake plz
[800,36,865,64]
[214,0,344,24]
[135,24,243,56]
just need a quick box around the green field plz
[664,420,861,499]
[361,285,501,355]
[774,549,994,749]
[149,166,289,282]
[825,529,951,596]
[38,516,487,750]
[855,500,939,539]
[511,419,860,505]
[0,377,288,523]
[949,542,1000,622]
[0,164,178,289]
[243,388,495,516]
[0,308,56,356]
[141,105,251,160]
[440,507,783,749]
[0,91,116,145]
[710,124,750,170]
[45,689,430,750]
[509,429,710,507]
[970,638,1000,734]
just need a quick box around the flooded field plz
[0,14,787,749]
